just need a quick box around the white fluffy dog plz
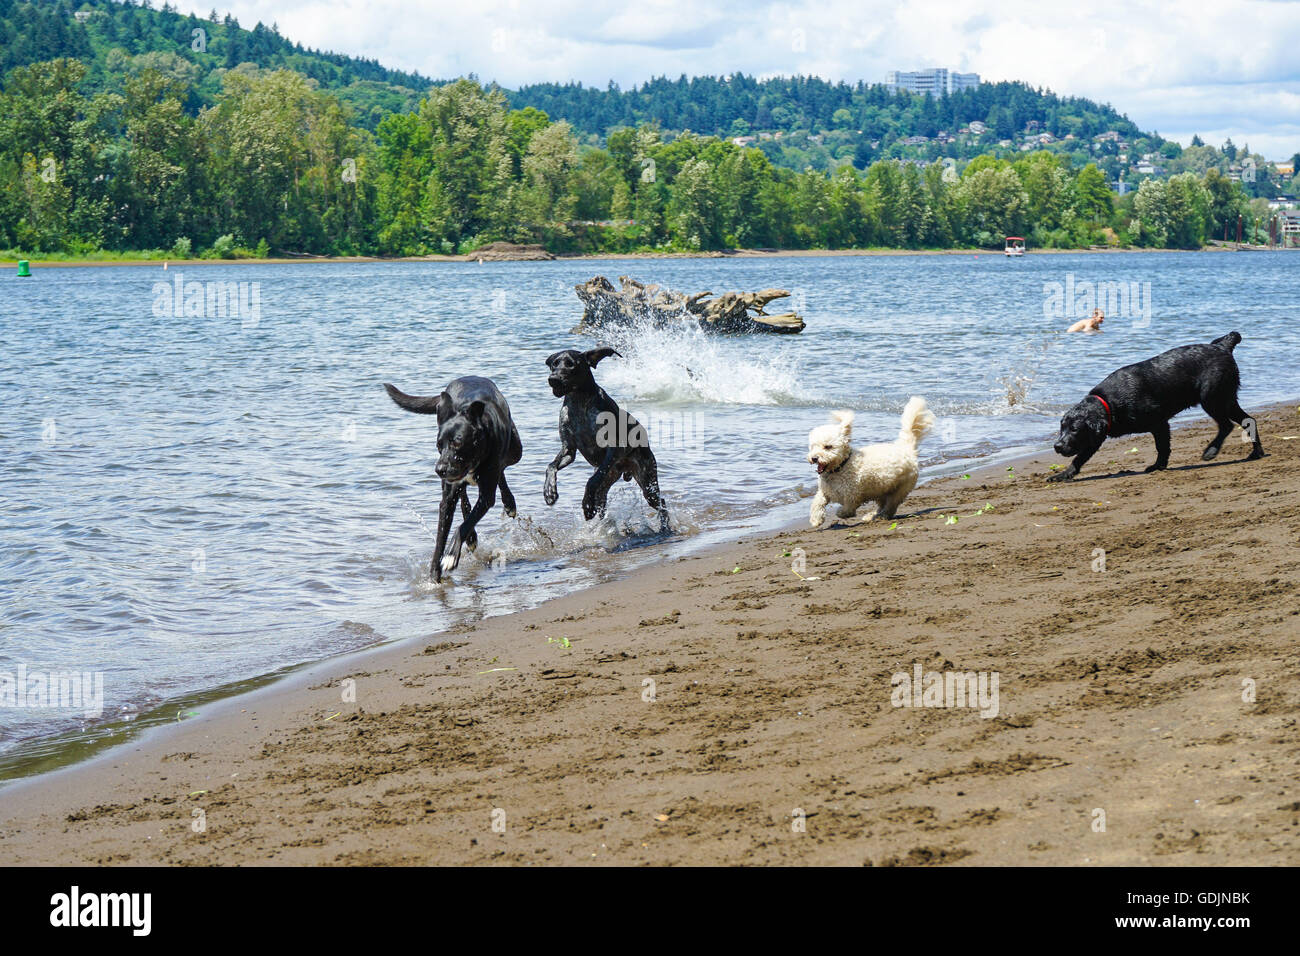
[807,397,934,528]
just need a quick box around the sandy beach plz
[2,403,1298,866]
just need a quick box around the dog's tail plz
[1211,331,1241,352]
[384,383,443,415]
[897,396,934,448]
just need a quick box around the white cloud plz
[179,0,1300,157]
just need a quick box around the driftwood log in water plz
[574,275,805,334]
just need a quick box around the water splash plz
[588,316,816,407]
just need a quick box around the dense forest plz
[2,0,1295,258]
[509,76,1149,171]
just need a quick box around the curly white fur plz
[807,397,934,528]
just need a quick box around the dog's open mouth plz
[814,461,827,474]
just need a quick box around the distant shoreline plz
[4,244,1267,269]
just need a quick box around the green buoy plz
[17,260,30,277]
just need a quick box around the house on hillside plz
[1279,208,1300,242]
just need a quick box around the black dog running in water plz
[543,348,671,532]
[384,376,522,581]
[1048,331,1264,482]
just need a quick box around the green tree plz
[1202,167,1243,241]
[108,69,208,249]
[0,58,111,250]
[417,79,515,247]
[1013,151,1072,232]
[375,110,434,253]
[666,157,716,249]
[953,165,1028,245]
[506,106,550,175]
[519,120,579,232]
[1164,172,1211,248]
[1132,178,1169,246]
[1073,163,1112,223]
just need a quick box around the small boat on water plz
[1004,236,1026,257]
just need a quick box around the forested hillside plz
[0,0,432,127]
[2,0,1293,259]
[510,76,1149,169]
[1,0,1180,158]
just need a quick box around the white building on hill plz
[885,68,981,96]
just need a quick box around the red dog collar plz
[1091,394,1113,435]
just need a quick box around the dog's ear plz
[466,400,487,422]
[583,347,621,367]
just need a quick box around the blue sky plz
[188,0,1300,158]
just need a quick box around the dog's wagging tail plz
[384,383,444,415]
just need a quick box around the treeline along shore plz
[2,2,1289,261]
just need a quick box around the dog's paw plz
[1246,447,1264,461]
[464,529,478,552]
[440,551,459,574]
[1045,470,1072,483]
[1143,462,1168,473]
[1201,445,1221,461]
[503,504,517,518]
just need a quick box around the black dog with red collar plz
[1048,331,1264,482]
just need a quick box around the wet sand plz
[2,404,1298,865]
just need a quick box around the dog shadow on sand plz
[818,505,944,530]
[1049,452,1266,484]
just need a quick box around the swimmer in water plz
[1067,308,1104,333]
